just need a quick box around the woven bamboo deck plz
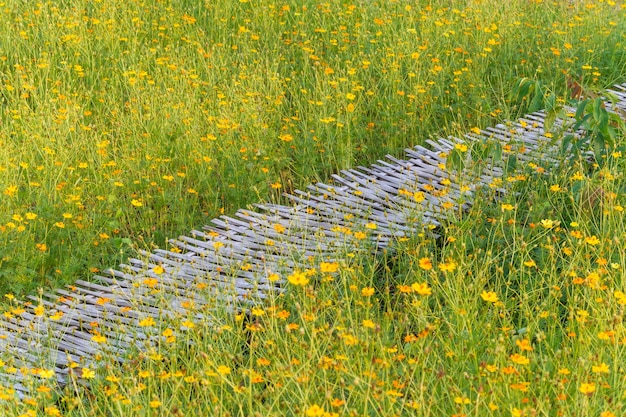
[2,84,626,396]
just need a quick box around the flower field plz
[1,0,626,415]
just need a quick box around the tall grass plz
[1,1,626,415]
[2,152,625,416]
[1,0,624,295]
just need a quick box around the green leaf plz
[592,97,603,123]
[607,125,617,147]
[598,108,609,137]
[491,142,503,163]
[561,135,574,156]
[514,78,531,102]
[592,135,606,165]
[545,93,557,112]
[575,99,589,120]
[544,109,557,132]
[505,155,517,174]
[529,88,543,112]
[446,149,465,172]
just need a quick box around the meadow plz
[1,0,626,415]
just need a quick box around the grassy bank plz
[1,0,625,295]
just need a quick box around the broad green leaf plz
[575,99,589,120]
[593,97,603,123]
[529,88,543,112]
[544,109,557,132]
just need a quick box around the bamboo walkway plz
[2,85,626,396]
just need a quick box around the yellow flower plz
[217,365,231,375]
[418,257,433,270]
[439,261,457,272]
[481,291,499,303]
[509,353,530,365]
[579,382,596,395]
[143,278,158,288]
[485,364,498,373]
[354,231,367,240]
[571,172,584,181]
[91,334,107,344]
[361,287,375,296]
[131,199,143,207]
[81,368,95,379]
[331,398,345,407]
[411,282,432,296]
[585,235,600,245]
[287,271,309,286]
[515,339,533,352]
[592,362,609,374]
[342,333,358,346]
[34,305,45,316]
[540,219,556,229]
[153,265,165,275]
[523,260,536,267]
[362,319,376,329]
[256,357,271,367]
[511,408,523,417]
[3,185,18,197]
[454,143,468,152]
[320,262,339,273]
[268,273,280,282]
[305,404,326,417]
[139,317,155,327]
[501,203,514,211]
[44,406,61,416]
[49,311,64,321]
[150,400,162,408]
[39,369,55,379]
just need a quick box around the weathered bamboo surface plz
[2,85,626,395]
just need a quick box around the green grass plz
[1,0,625,295]
[3,157,625,416]
[1,0,626,415]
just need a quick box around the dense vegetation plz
[1,0,625,415]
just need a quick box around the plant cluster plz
[1,0,625,294]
